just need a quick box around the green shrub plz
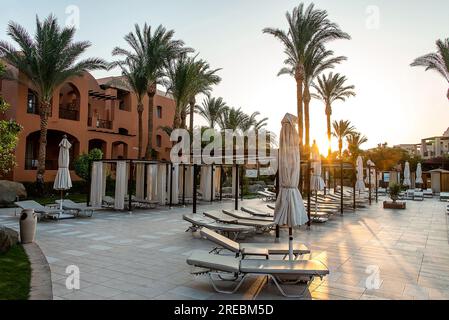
[73,149,103,181]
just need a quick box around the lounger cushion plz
[240,259,329,276]
[204,211,238,223]
[183,215,255,233]
[241,207,274,217]
[222,209,274,222]
[200,227,240,253]
[187,250,240,273]
[242,243,310,255]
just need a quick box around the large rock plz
[0,180,27,204]
[0,226,19,254]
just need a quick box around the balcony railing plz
[88,117,113,130]
[59,106,79,121]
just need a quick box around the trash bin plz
[20,209,37,244]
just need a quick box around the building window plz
[117,90,131,111]
[156,106,162,118]
[156,135,162,148]
[27,89,39,114]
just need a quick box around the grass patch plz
[33,193,87,206]
[0,244,31,300]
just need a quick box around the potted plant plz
[384,183,406,209]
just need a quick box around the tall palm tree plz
[108,59,149,158]
[0,15,107,188]
[112,24,189,159]
[263,3,350,151]
[346,132,368,160]
[165,54,197,129]
[312,72,355,156]
[281,46,346,153]
[187,59,221,132]
[411,38,449,100]
[332,120,355,158]
[196,96,228,128]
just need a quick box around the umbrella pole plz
[60,190,63,211]
[289,227,293,261]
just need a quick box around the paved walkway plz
[1,196,448,300]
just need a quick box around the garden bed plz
[383,201,406,209]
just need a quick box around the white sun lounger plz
[200,227,309,258]
[413,191,424,201]
[440,192,449,201]
[187,250,329,297]
[241,206,274,218]
[257,191,276,202]
[423,189,433,198]
[55,199,99,217]
[222,209,274,222]
[14,200,73,220]
[183,214,255,239]
[204,211,276,233]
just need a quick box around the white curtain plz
[403,161,411,187]
[355,156,365,192]
[157,164,167,205]
[102,163,107,197]
[416,163,423,184]
[200,166,213,201]
[90,162,103,207]
[135,163,145,200]
[146,164,158,201]
[179,166,194,199]
[168,164,179,205]
[114,161,127,210]
[214,167,221,198]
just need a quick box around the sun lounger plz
[102,196,115,208]
[423,189,433,198]
[446,202,449,215]
[222,209,274,222]
[200,227,310,258]
[14,200,73,220]
[55,199,99,217]
[183,214,255,239]
[241,206,274,218]
[204,211,275,232]
[130,196,159,209]
[413,191,424,201]
[440,192,449,201]
[187,250,329,297]
[257,191,276,202]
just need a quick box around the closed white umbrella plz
[274,113,309,261]
[403,161,411,187]
[53,135,73,217]
[310,141,325,191]
[415,163,423,185]
[355,156,365,192]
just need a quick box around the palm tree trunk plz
[189,98,195,134]
[137,103,144,159]
[36,101,50,194]
[296,78,304,151]
[181,108,187,129]
[303,86,311,155]
[145,84,157,159]
[326,103,332,157]
[173,110,181,129]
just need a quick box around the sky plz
[1,0,449,153]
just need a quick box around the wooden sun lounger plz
[222,209,274,222]
[55,199,99,217]
[183,214,255,239]
[241,206,274,218]
[15,200,74,220]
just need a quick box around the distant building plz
[394,127,449,159]
[0,64,175,182]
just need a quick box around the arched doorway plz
[111,141,128,159]
[25,130,80,170]
[59,83,80,121]
[88,139,107,156]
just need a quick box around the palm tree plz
[196,96,228,128]
[263,3,350,151]
[281,46,346,153]
[187,59,221,132]
[0,15,107,188]
[411,38,449,100]
[346,132,368,160]
[112,24,189,159]
[165,54,197,129]
[312,72,355,156]
[332,120,355,158]
[218,107,248,131]
[108,59,149,158]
